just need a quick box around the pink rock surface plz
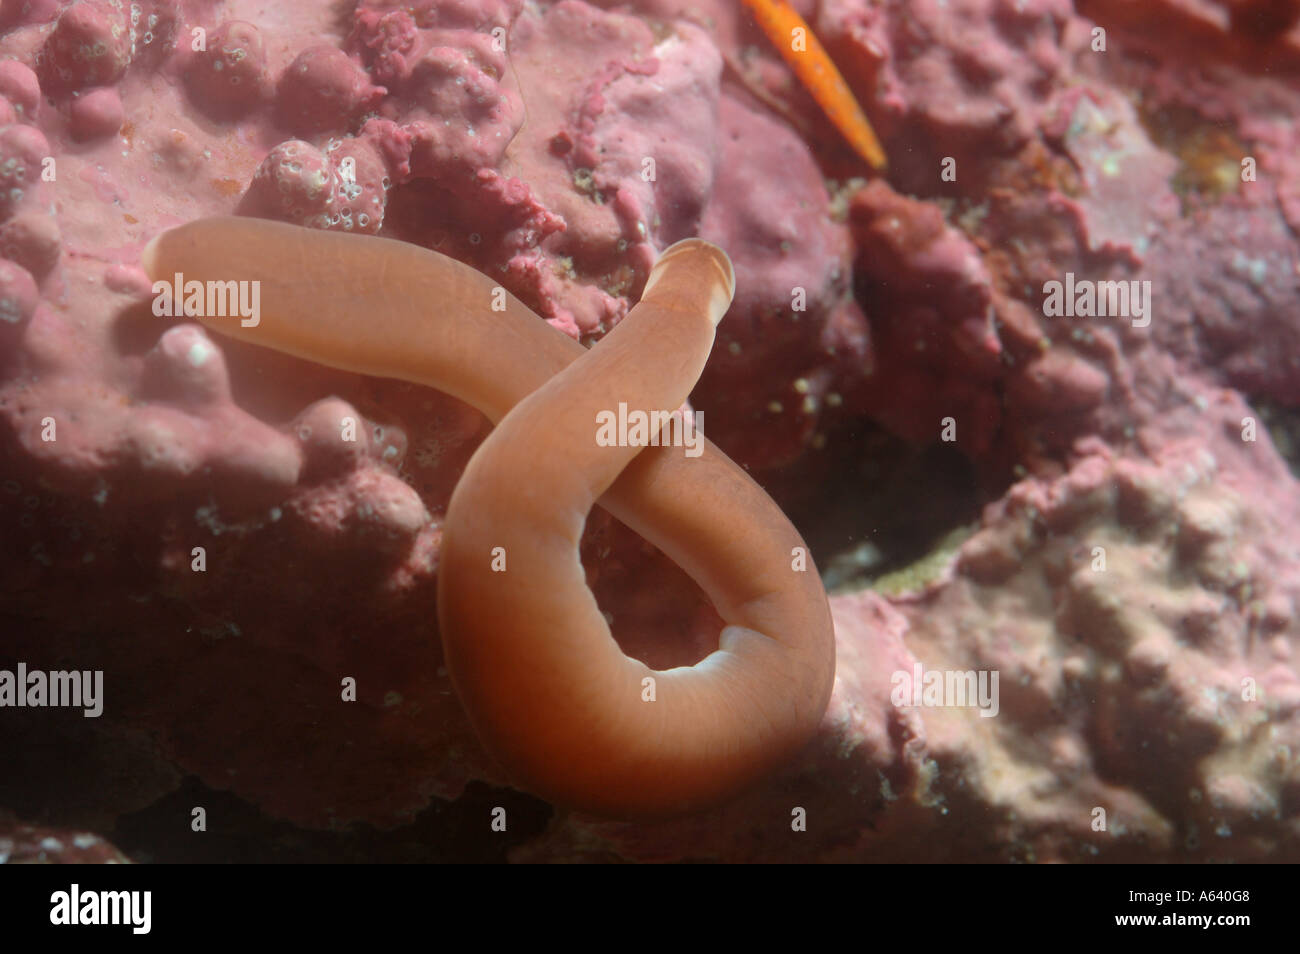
[0,812,130,863]
[0,0,1297,862]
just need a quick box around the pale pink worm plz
[143,217,835,818]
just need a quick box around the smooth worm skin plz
[142,217,836,818]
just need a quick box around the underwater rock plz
[0,812,131,863]
[183,20,270,118]
[0,0,1296,862]
[696,91,866,471]
[846,178,1003,458]
[518,437,1300,861]
[1076,0,1300,71]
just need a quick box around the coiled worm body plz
[143,218,835,818]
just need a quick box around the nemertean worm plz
[143,217,835,818]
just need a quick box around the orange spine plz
[742,0,887,170]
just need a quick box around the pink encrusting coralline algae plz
[0,0,1298,861]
